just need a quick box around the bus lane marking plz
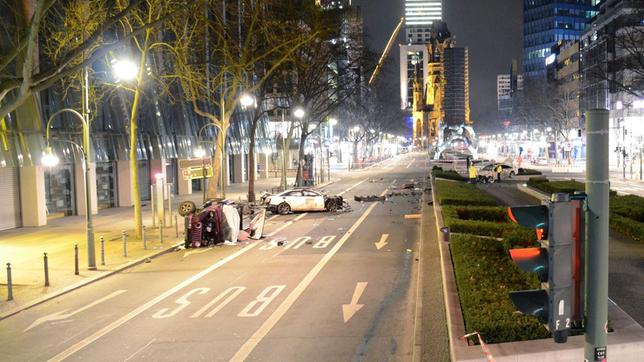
[48,242,259,362]
[230,186,389,361]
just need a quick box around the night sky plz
[353,0,523,131]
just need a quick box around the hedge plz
[432,167,467,181]
[442,206,538,250]
[434,180,498,207]
[526,178,643,242]
[450,234,551,343]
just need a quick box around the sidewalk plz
[0,173,347,318]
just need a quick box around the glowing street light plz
[112,59,138,81]
[42,146,60,167]
[240,93,256,108]
[294,107,305,119]
[353,126,360,132]
[328,118,338,126]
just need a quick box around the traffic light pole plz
[585,109,609,362]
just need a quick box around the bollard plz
[6,263,13,301]
[440,226,450,242]
[174,214,179,238]
[100,236,105,266]
[74,243,79,275]
[44,253,50,287]
[159,219,164,244]
[122,230,127,257]
[167,185,173,227]
[142,225,147,250]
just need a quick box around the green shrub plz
[433,168,467,181]
[611,195,644,223]
[435,180,498,207]
[450,234,550,343]
[610,213,644,242]
[528,178,618,197]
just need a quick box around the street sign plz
[179,158,212,169]
[182,166,213,180]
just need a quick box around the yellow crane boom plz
[368,17,405,86]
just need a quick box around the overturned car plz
[178,200,265,248]
[263,188,345,215]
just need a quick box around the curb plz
[0,240,182,321]
[430,175,465,362]
[516,183,550,201]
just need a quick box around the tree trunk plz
[281,136,290,190]
[295,130,306,187]
[129,29,151,239]
[248,117,259,203]
[207,126,225,199]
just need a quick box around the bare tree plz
[169,0,314,199]
[0,0,183,123]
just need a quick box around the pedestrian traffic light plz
[507,194,585,344]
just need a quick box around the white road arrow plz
[342,282,368,323]
[374,234,389,250]
[24,290,127,332]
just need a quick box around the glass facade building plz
[404,0,442,43]
[523,0,595,78]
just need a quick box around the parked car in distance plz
[266,188,344,215]
[478,163,517,183]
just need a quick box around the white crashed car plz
[266,188,343,215]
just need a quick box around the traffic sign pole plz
[584,109,609,361]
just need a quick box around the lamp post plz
[43,109,96,270]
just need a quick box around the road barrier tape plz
[461,331,495,362]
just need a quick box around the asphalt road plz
[480,181,644,328]
[0,153,431,362]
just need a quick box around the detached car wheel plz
[509,171,516,178]
[178,201,197,216]
[326,200,338,212]
[277,202,291,215]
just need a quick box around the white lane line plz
[337,178,367,196]
[265,213,308,237]
[230,186,389,362]
[48,243,259,362]
[293,213,308,221]
[266,221,293,237]
[406,160,414,169]
[267,215,280,221]
[123,338,156,362]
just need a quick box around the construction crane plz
[368,17,405,86]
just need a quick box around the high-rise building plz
[400,20,450,110]
[522,0,595,78]
[497,74,524,111]
[443,47,470,125]
[580,0,644,171]
[404,0,442,43]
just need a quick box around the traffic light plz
[507,193,585,343]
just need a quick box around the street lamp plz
[112,59,138,81]
[42,147,60,167]
[240,93,256,108]
[44,108,97,270]
[294,107,305,119]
